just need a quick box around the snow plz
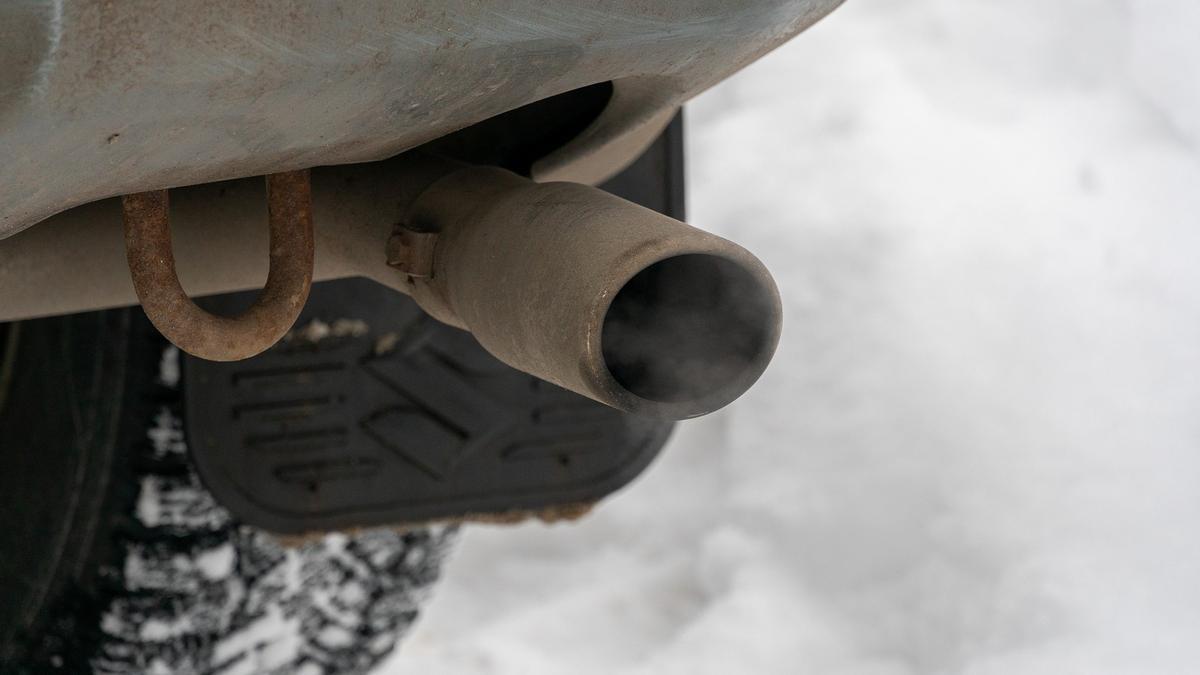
[157,345,180,388]
[122,545,232,591]
[134,473,232,530]
[197,543,237,580]
[288,318,371,344]
[140,617,193,643]
[211,605,303,674]
[385,2,1200,673]
[146,406,188,458]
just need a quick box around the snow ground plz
[386,2,1200,673]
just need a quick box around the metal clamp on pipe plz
[390,166,783,420]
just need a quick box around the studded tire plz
[0,313,456,675]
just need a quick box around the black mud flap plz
[185,116,684,535]
[186,278,672,534]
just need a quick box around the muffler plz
[392,166,782,419]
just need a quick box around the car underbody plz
[1,4,844,668]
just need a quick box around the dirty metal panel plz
[0,0,843,239]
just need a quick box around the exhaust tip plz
[402,167,784,421]
[600,252,782,419]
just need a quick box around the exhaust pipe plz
[0,155,781,419]
[396,166,782,419]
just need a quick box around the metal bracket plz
[123,171,315,362]
[385,226,438,279]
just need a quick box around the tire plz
[0,310,457,675]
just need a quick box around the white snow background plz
[386,1,1200,673]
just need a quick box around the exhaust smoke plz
[601,253,778,411]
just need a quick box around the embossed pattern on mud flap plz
[185,278,672,535]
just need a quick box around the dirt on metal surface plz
[385,227,438,279]
[0,0,845,240]
[123,171,314,361]
[274,503,596,549]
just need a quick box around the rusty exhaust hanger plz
[123,171,314,362]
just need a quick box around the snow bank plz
[386,2,1200,673]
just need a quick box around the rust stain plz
[272,502,597,548]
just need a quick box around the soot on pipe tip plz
[600,252,781,418]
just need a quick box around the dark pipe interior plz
[601,254,776,404]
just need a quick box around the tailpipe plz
[397,166,782,420]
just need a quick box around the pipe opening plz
[601,253,777,406]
